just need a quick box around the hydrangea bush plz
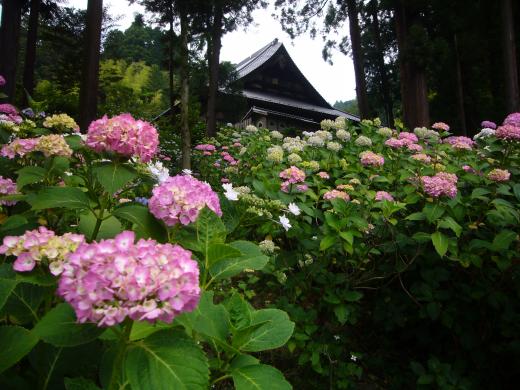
[193,113,520,388]
[0,86,293,389]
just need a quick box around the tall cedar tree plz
[501,0,520,112]
[0,0,24,102]
[79,0,103,130]
[22,0,40,104]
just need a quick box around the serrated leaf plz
[16,166,46,189]
[32,303,104,346]
[0,278,18,311]
[92,162,137,194]
[232,364,292,390]
[438,216,462,237]
[431,231,449,257]
[206,243,242,267]
[423,203,445,223]
[209,241,268,281]
[125,330,209,390]
[0,325,39,374]
[492,230,517,251]
[112,204,167,242]
[79,210,122,239]
[27,187,90,210]
[320,235,337,251]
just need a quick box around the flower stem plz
[107,319,133,390]
[90,201,106,242]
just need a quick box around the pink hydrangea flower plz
[279,166,306,184]
[421,172,458,198]
[296,184,308,192]
[58,231,200,326]
[432,122,450,131]
[503,112,520,127]
[407,143,423,152]
[1,138,39,158]
[398,132,419,143]
[495,124,520,141]
[0,75,5,86]
[375,191,394,201]
[86,113,158,162]
[487,168,510,182]
[0,103,18,116]
[323,190,350,201]
[444,136,475,150]
[481,120,497,129]
[0,226,84,275]
[385,138,407,149]
[317,171,330,179]
[360,151,384,166]
[0,176,18,206]
[148,175,222,226]
[195,144,216,152]
[462,165,476,174]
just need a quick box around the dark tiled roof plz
[242,89,359,121]
[235,39,283,78]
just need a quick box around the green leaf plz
[125,330,209,390]
[79,210,122,239]
[438,216,462,237]
[320,235,337,251]
[0,325,39,374]
[492,230,517,251]
[16,166,46,189]
[112,204,167,242]
[405,212,425,221]
[209,241,268,281]
[0,278,18,311]
[513,184,520,201]
[339,231,354,245]
[47,156,70,177]
[65,135,84,150]
[225,293,253,330]
[431,231,449,257]
[471,187,491,200]
[64,377,101,390]
[130,321,174,341]
[230,354,260,369]
[206,243,242,267]
[232,364,292,390]
[333,304,349,325]
[344,291,363,302]
[177,291,230,344]
[32,303,104,346]
[423,203,445,223]
[92,162,137,194]
[195,207,227,248]
[234,309,294,352]
[27,187,90,210]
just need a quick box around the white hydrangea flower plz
[222,183,239,201]
[336,129,351,141]
[245,125,258,133]
[377,127,393,137]
[327,141,342,152]
[266,145,284,163]
[474,128,495,140]
[147,161,170,183]
[287,153,302,164]
[355,135,372,147]
[270,130,284,139]
[307,136,325,147]
[315,130,333,140]
[288,202,301,216]
[278,214,292,231]
[182,169,192,176]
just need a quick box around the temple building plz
[224,38,359,131]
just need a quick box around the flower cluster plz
[287,153,302,164]
[336,129,351,141]
[487,168,510,182]
[0,103,18,116]
[195,144,217,153]
[86,113,159,162]
[375,191,394,201]
[377,127,394,137]
[279,166,306,183]
[57,231,200,326]
[444,136,475,150]
[474,128,495,140]
[323,190,350,201]
[0,75,5,86]
[360,151,384,166]
[0,176,17,206]
[0,138,38,158]
[320,118,345,131]
[480,120,497,129]
[267,145,284,163]
[148,174,222,226]
[270,130,284,139]
[411,153,432,163]
[495,124,520,141]
[317,171,330,179]
[503,112,520,127]
[0,227,84,275]
[414,127,439,141]
[421,172,458,198]
[36,134,73,157]
[307,135,325,147]
[355,135,372,147]
[432,122,450,132]
[326,141,342,152]
[43,113,79,132]
[147,161,170,183]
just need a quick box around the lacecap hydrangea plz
[58,231,200,326]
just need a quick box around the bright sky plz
[66,0,357,103]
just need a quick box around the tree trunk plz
[168,6,175,118]
[23,0,40,105]
[0,0,23,102]
[346,0,369,119]
[370,0,393,126]
[394,1,429,129]
[179,4,191,169]
[453,34,467,135]
[79,0,103,131]
[501,0,520,112]
[206,3,223,138]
